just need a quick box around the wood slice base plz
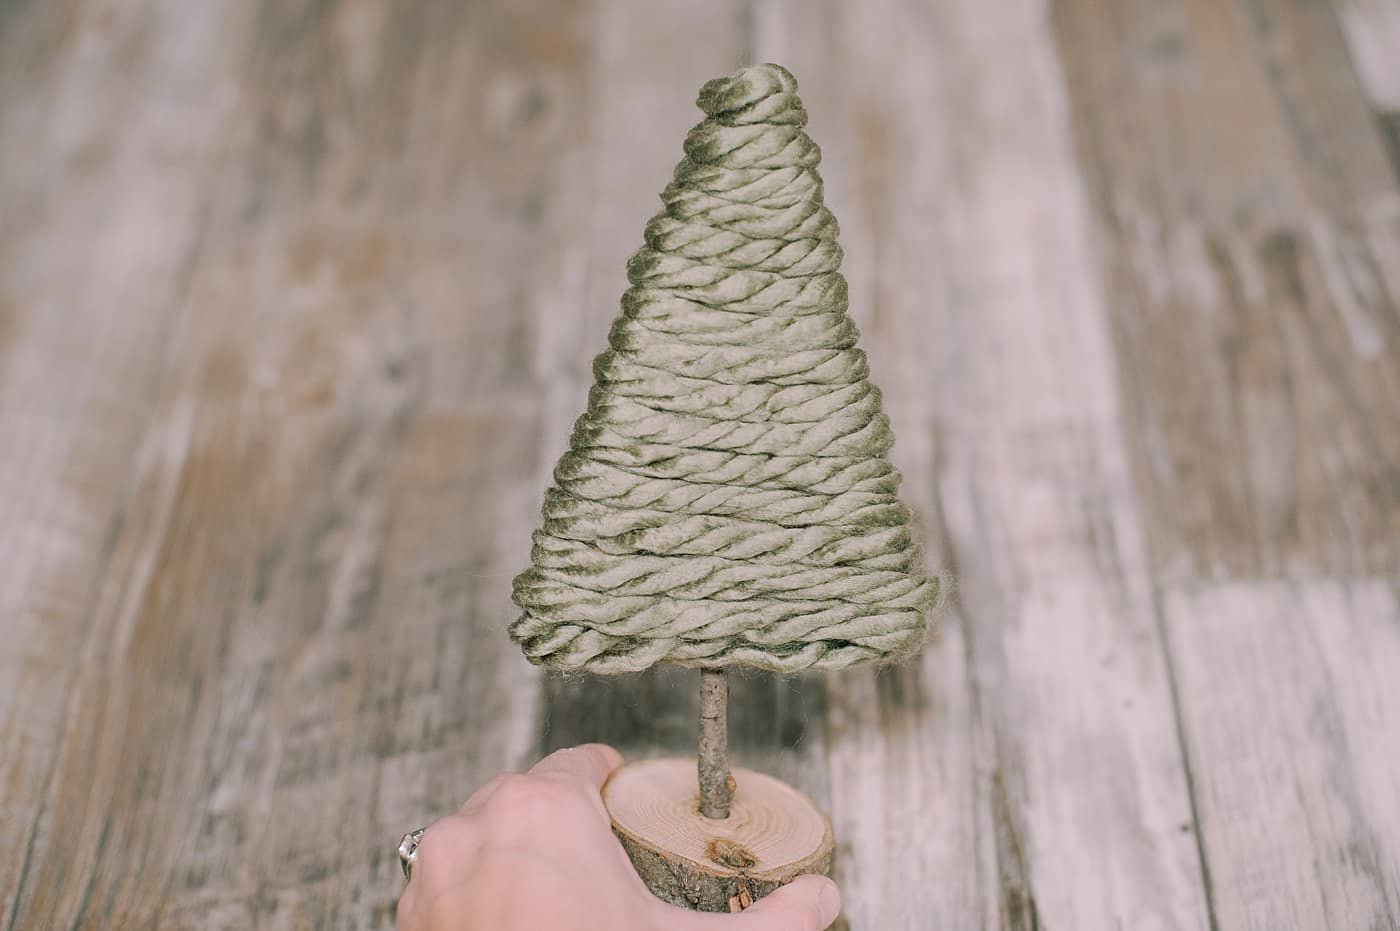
[602,758,834,913]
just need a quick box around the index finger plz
[527,743,623,791]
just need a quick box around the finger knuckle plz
[460,773,508,812]
[411,818,472,887]
[489,773,574,815]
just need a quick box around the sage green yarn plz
[509,63,936,674]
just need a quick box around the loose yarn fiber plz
[509,63,936,674]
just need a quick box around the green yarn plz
[509,63,936,674]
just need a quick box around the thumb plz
[732,875,842,930]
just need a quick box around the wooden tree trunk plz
[697,669,733,819]
[602,758,834,912]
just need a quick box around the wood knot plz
[707,838,757,870]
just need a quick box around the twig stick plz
[698,669,732,819]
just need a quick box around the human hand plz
[396,744,841,931]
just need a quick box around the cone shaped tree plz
[509,63,936,912]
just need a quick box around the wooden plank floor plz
[1,1,1397,929]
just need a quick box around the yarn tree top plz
[509,63,936,675]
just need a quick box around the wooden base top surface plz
[602,757,832,883]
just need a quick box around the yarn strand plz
[510,63,936,674]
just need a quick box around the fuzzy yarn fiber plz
[509,63,936,674]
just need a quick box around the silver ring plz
[399,828,427,882]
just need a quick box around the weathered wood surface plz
[1,1,1397,930]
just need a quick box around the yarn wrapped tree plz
[510,62,936,913]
